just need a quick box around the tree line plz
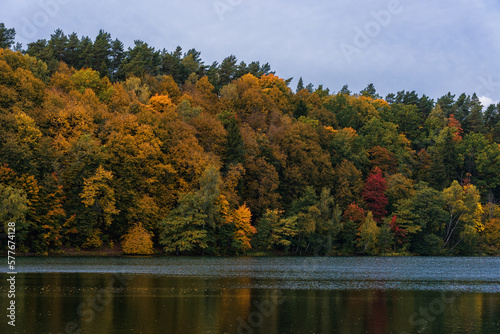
[4,24,274,92]
[0,24,499,255]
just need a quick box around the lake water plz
[1,257,499,333]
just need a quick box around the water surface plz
[1,256,499,333]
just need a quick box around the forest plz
[0,23,499,256]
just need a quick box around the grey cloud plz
[1,0,499,101]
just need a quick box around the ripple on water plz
[15,256,500,293]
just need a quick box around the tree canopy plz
[1,25,499,256]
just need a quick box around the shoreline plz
[4,248,498,257]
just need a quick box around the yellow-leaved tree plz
[443,181,483,253]
[231,204,256,253]
[121,222,154,255]
[80,166,119,248]
[80,165,119,227]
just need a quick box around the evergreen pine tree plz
[0,23,15,49]
[296,77,305,93]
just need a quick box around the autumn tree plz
[0,184,28,238]
[329,127,367,168]
[362,167,388,223]
[71,68,115,102]
[121,222,154,255]
[385,173,415,213]
[442,181,483,253]
[243,156,280,217]
[0,48,46,110]
[358,211,380,255]
[369,146,397,174]
[333,160,363,210]
[230,204,256,253]
[338,203,365,254]
[198,165,222,228]
[122,76,151,103]
[424,104,446,145]
[159,165,257,255]
[190,112,227,157]
[255,209,298,253]
[32,173,76,253]
[447,114,464,141]
[149,94,173,112]
[414,148,432,183]
[480,204,500,254]
[1,27,499,256]
[80,166,119,246]
[388,215,407,252]
[359,116,412,170]
[0,166,41,250]
[159,192,209,255]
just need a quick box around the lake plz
[1,256,499,333]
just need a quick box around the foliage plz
[358,212,380,255]
[0,23,15,49]
[231,204,256,253]
[333,160,363,210]
[395,182,447,254]
[362,167,388,222]
[442,181,482,252]
[159,192,209,255]
[255,209,298,253]
[0,184,29,244]
[121,222,154,255]
[480,204,500,254]
[80,166,119,228]
[378,219,394,254]
[71,68,114,102]
[0,184,28,226]
[0,27,499,256]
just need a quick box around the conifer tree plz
[0,23,15,49]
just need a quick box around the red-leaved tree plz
[342,202,366,224]
[362,167,388,223]
[389,215,407,248]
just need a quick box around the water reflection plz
[1,272,499,334]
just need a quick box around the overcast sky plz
[2,0,500,106]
